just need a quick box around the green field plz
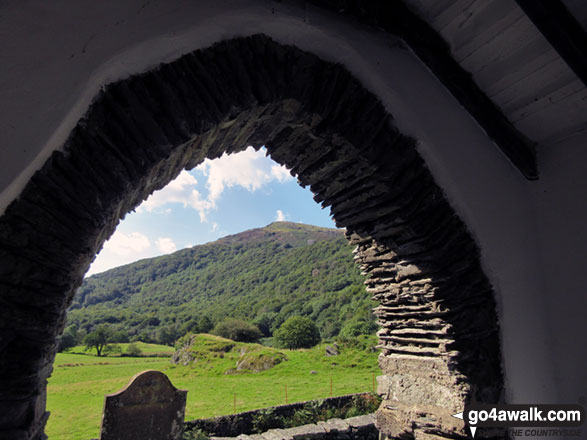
[46,337,379,440]
[66,341,175,357]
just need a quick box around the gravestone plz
[100,370,187,440]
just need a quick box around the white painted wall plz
[534,135,587,403]
[1,0,584,416]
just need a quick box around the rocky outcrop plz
[235,352,286,373]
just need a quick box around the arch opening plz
[82,146,333,278]
[0,34,503,439]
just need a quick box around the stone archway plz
[0,35,502,439]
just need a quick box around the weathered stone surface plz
[325,344,339,356]
[345,414,376,429]
[317,418,349,433]
[414,430,460,439]
[99,370,187,440]
[241,435,266,440]
[261,429,293,440]
[214,415,377,440]
[287,423,326,439]
[376,403,463,440]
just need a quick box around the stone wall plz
[184,393,373,438]
[209,414,377,440]
[0,35,502,439]
[349,232,502,438]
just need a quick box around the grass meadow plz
[46,337,379,440]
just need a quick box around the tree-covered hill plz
[66,222,376,344]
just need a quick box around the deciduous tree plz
[274,316,321,349]
[84,325,113,356]
[212,318,262,342]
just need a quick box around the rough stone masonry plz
[210,414,378,440]
[0,35,503,439]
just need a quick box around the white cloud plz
[136,170,213,220]
[87,232,178,276]
[188,189,214,222]
[211,222,219,232]
[134,147,294,222]
[197,146,294,204]
[156,237,177,254]
[271,164,292,182]
[87,230,153,275]
[103,231,151,256]
[138,170,199,213]
[276,210,286,221]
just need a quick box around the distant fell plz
[213,221,344,247]
[67,222,375,344]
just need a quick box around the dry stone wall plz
[210,414,378,440]
[184,393,373,438]
[0,35,502,439]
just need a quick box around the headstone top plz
[100,370,187,440]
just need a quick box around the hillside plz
[67,222,375,344]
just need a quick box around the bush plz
[102,344,122,356]
[252,408,285,433]
[57,324,81,352]
[288,401,322,427]
[156,326,179,346]
[252,312,277,337]
[345,393,381,417]
[112,330,130,343]
[57,333,76,352]
[321,320,341,339]
[212,318,262,343]
[126,342,143,357]
[339,319,378,340]
[198,316,214,333]
[252,394,382,433]
[274,316,321,349]
[183,428,209,440]
[259,337,274,347]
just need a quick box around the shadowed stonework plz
[0,35,503,439]
[100,370,187,440]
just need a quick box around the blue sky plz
[86,147,336,276]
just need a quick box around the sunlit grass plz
[46,337,379,440]
[66,341,175,357]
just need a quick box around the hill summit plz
[67,222,375,344]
